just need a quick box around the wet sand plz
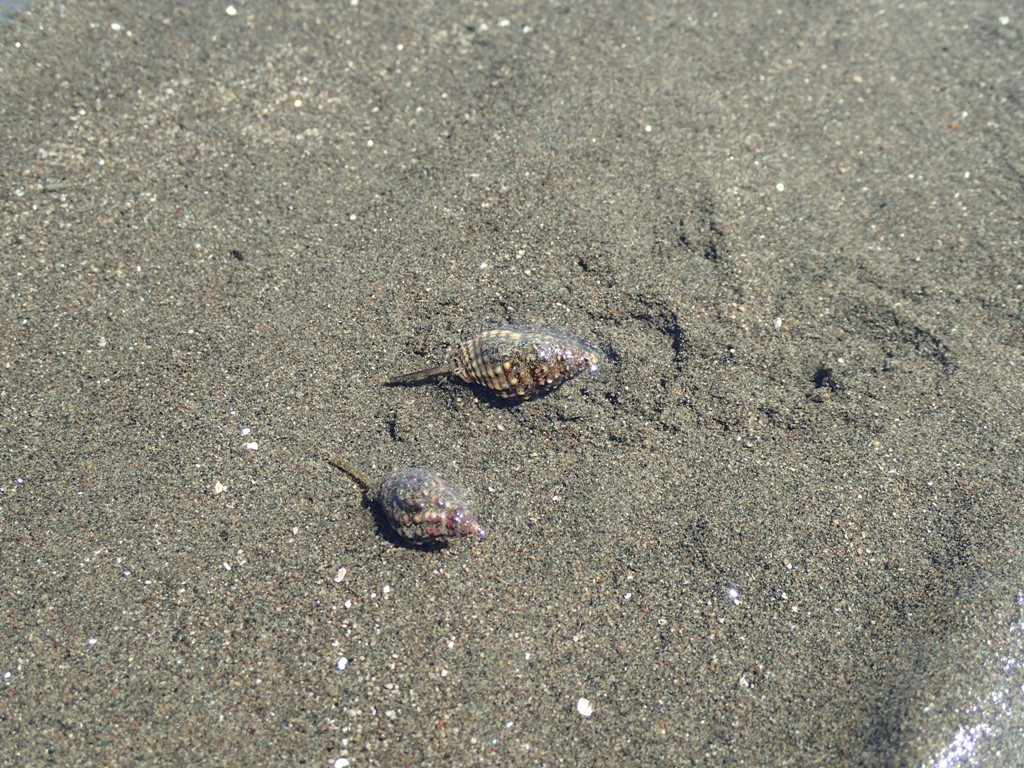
[2,1,1022,765]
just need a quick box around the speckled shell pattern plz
[377,467,485,544]
[452,329,600,399]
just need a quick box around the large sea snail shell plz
[328,458,485,545]
[387,328,600,400]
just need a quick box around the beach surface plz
[2,1,1022,765]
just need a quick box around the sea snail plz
[387,328,600,400]
[328,458,485,545]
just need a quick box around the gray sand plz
[2,1,1022,765]
[0,0,31,23]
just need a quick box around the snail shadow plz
[464,373,610,410]
[384,376,577,411]
[465,383,535,409]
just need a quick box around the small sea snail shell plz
[387,328,600,400]
[328,458,485,545]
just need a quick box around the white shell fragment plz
[576,697,594,718]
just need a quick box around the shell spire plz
[387,328,600,400]
[328,457,485,545]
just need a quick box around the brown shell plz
[328,458,485,546]
[452,329,600,399]
[376,467,485,544]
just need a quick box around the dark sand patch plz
[2,2,1022,765]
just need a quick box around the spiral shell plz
[328,459,485,545]
[388,328,600,400]
[378,467,485,543]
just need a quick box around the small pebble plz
[576,697,593,718]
